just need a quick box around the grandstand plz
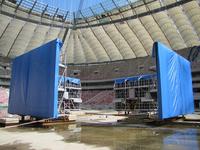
[0,0,200,111]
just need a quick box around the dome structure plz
[0,0,200,64]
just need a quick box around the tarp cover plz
[114,74,156,84]
[153,42,194,119]
[59,76,80,84]
[8,39,62,118]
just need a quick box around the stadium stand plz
[82,90,114,109]
[0,87,9,104]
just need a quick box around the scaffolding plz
[114,74,158,117]
[58,64,82,115]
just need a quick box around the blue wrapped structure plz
[153,42,194,119]
[114,74,156,84]
[8,39,62,118]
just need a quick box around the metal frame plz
[74,0,193,29]
[114,74,158,117]
[1,0,192,28]
[58,65,82,114]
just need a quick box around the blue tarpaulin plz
[59,76,81,84]
[114,78,126,84]
[114,74,156,84]
[153,42,194,119]
[8,39,62,118]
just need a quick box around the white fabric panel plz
[77,30,98,63]
[122,9,134,18]
[9,23,37,57]
[167,6,200,47]
[44,26,60,43]
[25,25,50,51]
[183,1,200,39]
[73,31,86,64]
[92,26,123,61]
[104,23,137,58]
[127,19,153,54]
[152,12,186,50]
[0,19,25,56]
[0,14,11,36]
[80,28,110,62]
[162,0,177,5]
[115,22,147,57]
[135,5,170,47]
[65,30,74,64]
[140,15,170,47]
[120,5,153,54]
[147,0,186,50]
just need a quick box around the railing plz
[76,0,139,19]
[6,0,73,22]
[4,0,187,26]
[4,0,147,23]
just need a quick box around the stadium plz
[0,0,200,149]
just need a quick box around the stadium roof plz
[0,0,200,64]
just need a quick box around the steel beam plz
[41,4,48,17]
[7,23,25,57]
[14,0,23,13]
[28,0,37,14]
[75,0,193,28]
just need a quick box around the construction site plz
[0,0,200,149]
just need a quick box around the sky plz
[39,0,104,12]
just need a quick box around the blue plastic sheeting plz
[59,76,81,84]
[114,74,156,84]
[115,78,126,84]
[153,42,194,119]
[127,74,157,81]
[8,39,62,118]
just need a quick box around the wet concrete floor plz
[0,123,200,150]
